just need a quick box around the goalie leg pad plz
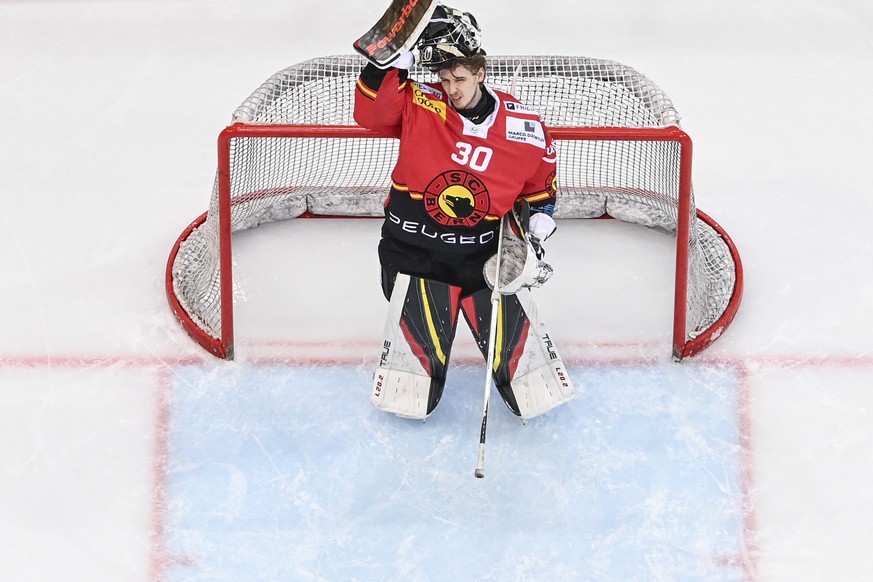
[372,273,462,419]
[461,288,575,419]
[372,368,441,420]
[461,289,529,416]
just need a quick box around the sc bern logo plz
[424,171,490,227]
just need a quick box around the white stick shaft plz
[474,216,507,478]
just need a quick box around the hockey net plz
[166,55,742,360]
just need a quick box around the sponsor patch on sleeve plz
[413,82,444,99]
[505,117,546,148]
[411,83,447,122]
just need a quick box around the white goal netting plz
[167,55,741,359]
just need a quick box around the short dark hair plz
[436,53,487,75]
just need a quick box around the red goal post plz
[166,55,743,361]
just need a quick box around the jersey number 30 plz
[451,142,493,171]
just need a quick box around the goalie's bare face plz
[439,64,485,111]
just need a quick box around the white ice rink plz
[2,1,873,580]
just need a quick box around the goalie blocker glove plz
[374,4,483,71]
[484,202,556,294]
[352,0,439,68]
[352,1,481,70]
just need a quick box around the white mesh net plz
[169,55,738,357]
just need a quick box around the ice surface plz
[163,364,745,581]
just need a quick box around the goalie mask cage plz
[166,55,743,361]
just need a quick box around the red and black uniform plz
[354,63,558,298]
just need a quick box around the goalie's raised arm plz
[353,64,406,137]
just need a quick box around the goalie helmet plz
[417,5,483,71]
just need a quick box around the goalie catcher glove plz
[484,202,554,294]
[417,4,483,71]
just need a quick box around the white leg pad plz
[510,288,577,420]
[511,360,575,420]
[371,273,433,420]
[371,368,431,420]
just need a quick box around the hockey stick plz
[474,215,507,479]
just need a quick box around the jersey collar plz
[459,84,500,139]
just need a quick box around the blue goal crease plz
[161,362,746,582]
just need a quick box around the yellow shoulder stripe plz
[356,78,378,100]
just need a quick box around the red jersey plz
[354,66,558,255]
